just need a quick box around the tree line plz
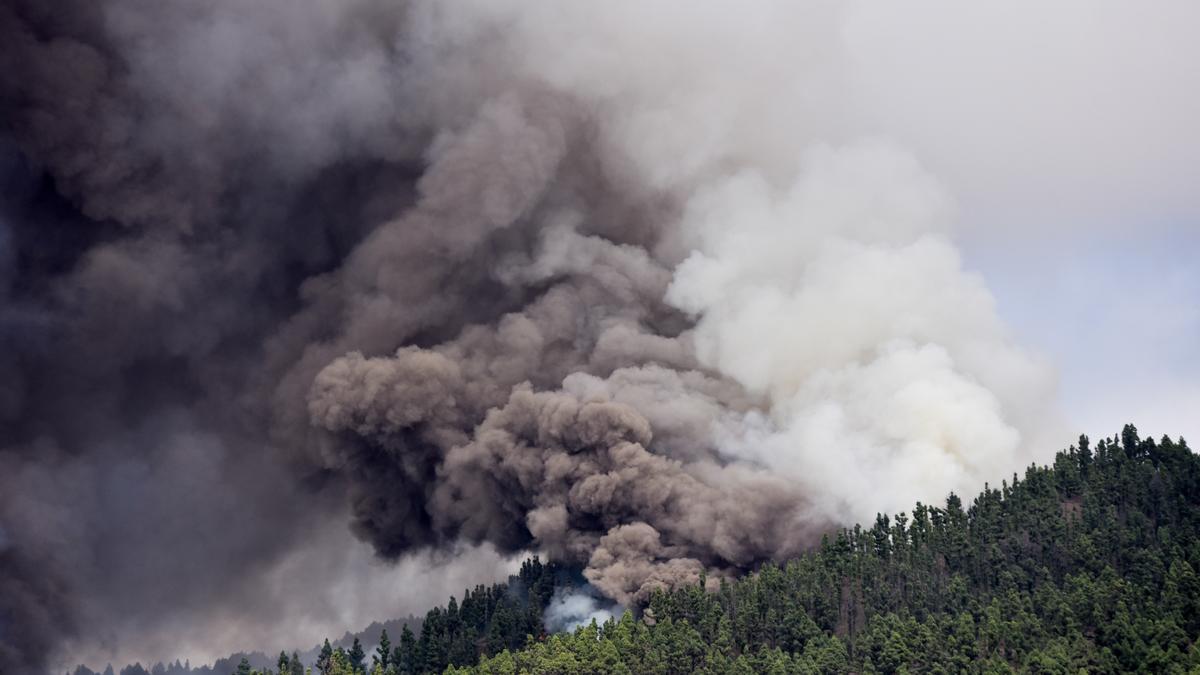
[450,426,1200,673]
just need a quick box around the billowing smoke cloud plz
[0,0,447,669]
[12,0,1193,672]
[281,1,1054,610]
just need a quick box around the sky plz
[838,0,1200,445]
[965,226,1200,445]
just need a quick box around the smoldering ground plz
[12,0,1194,672]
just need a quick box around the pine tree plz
[316,639,334,675]
[372,630,390,672]
[347,638,365,674]
[394,625,416,675]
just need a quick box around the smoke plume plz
[12,1,1162,671]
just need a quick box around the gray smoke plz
[0,0,436,670]
[0,1,1067,672]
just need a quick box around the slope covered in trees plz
[445,426,1199,674]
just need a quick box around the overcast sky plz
[840,0,1199,444]
[964,226,1199,445]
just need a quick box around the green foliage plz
[374,630,391,672]
[235,426,1198,674]
[450,426,1200,674]
[317,639,334,675]
[348,638,365,674]
[293,557,562,675]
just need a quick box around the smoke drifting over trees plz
[14,0,1196,671]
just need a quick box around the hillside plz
[84,425,1200,674]
[444,426,1199,674]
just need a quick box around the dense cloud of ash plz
[0,0,690,667]
[288,0,1054,609]
[14,0,1194,672]
[0,0,442,670]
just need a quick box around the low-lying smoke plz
[543,588,622,634]
[0,1,1069,672]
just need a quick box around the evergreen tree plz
[347,638,365,674]
[316,639,333,675]
[394,625,416,675]
[372,630,390,672]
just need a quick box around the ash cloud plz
[0,1,1100,672]
[284,0,1055,610]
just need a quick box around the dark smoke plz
[0,0,434,670]
[1,1,1055,672]
[0,1,741,670]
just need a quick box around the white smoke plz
[666,141,1053,523]
[543,588,622,634]
[444,0,1057,531]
